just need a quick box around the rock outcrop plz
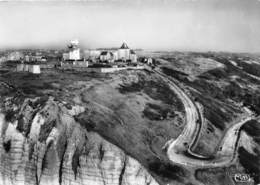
[0,97,158,185]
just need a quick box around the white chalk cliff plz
[0,97,158,185]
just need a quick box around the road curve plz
[150,65,255,168]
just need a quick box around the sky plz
[0,0,260,52]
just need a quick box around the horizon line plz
[1,47,260,55]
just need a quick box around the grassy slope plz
[75,70,190,184]
[0,69,190,185]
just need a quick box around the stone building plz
[117,42,137,62]
[117,43,131,61]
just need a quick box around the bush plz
[143,103,175,121]
[3,140,11,152]
[238,147,260,183]
[148,158,186,180]
[5,110,16,122]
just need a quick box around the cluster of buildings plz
[24,55,47,63]
[0,51,48,63]
[7,51,24,61]
[0,51,24,63]
[62,40,138,63]
[98,43,137,63]
[3,39,146,74]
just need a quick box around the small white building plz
[16,64,41,74]
[130,50,137,63]
[28,65,41,74]
[100,51,115,63]
[69,48,80,60]
[84,49,101,62]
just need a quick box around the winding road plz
[150,64,256,168]
[0,64,256,169]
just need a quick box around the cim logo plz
[234,173,251,182]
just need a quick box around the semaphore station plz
[60,40,142,73]
[62,40,137,63]
[9,39,151,74]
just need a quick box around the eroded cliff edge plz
[0,97,158,185]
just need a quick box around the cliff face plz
[0,97,158,185]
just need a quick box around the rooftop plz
[130,50,136,54]
[100,51,113,56]
[120,42,129,49]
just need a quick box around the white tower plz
[68,39,80,60]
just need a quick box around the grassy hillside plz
[157,52,260,156]
[0,69,190,184]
